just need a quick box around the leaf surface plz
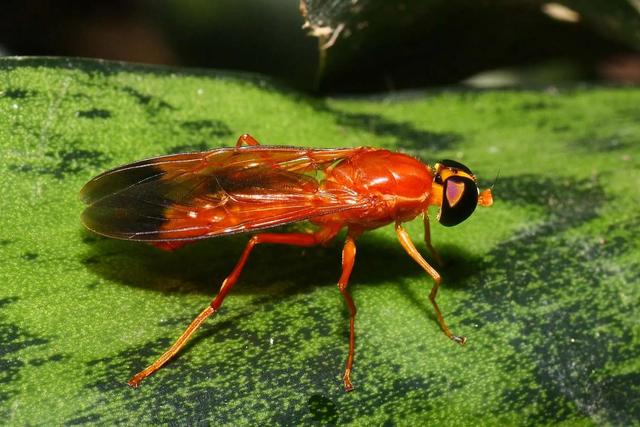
[0,57,639,425]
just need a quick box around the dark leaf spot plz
[308,394,338,424]
[65,414,101,425]
[120,86,175,115]
[21,252,39,261]
[3,88,32,99]
[9,143,111,179]
[0,297,60,414]
[180,119,232,137]
[86,281,100,290]
[82,256,100,265]
[77,108,112,119]
[29,354,68,367]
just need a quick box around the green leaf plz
[1,57,639,425]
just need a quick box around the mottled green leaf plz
[0,57,638,425]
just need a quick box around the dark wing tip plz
[81,193,170,240]
[80,163,167,205]
[80,150,210,205]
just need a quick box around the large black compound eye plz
[438,176,479,226]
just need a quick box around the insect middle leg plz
[338,233,357,392]
[128,228,337,388]
[395,222,466,344]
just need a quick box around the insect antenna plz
[490,169,501,190]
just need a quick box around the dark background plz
[2,0,639,93]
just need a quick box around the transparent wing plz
[81,146,369,241]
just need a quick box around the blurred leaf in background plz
[301,0,640,91]
[1,0,639,92]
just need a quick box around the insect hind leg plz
[338,233,358,392]
[128,228,337,388]
[210,231,330,310]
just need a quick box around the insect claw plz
[127,377,141,388]
[452,335,467,345]
[343,368,355,392]
[343,375,354,392]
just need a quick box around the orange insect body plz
[80,134,493,391]
[318,150,433,228]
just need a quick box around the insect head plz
[433,159,493,227]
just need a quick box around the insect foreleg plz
[338,233,357,392]
[395,222,466,345]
